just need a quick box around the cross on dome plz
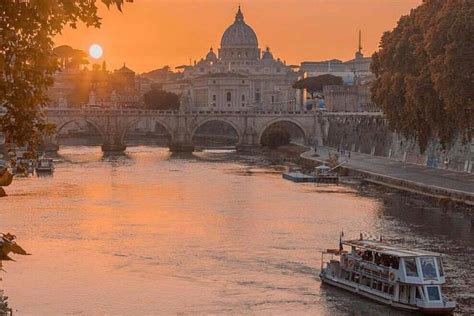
[235,5,244,22]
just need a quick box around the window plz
[255,92,261,102]
[241,103,245,107]
[241,94,245,101]
[226,92,232,102]
[404,258,418,277]
[271,96,275,103]
[426,286,441,301]
[436,257,444,277]
[420,257,437,279]
[212,103,216,107]
[212,95,216,101]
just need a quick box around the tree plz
[292,74,343,98]
[261,126,291,149]
[53,45,74,69]
[143,89,180,110]
[370,0,473,152]
[0,0,132,159]
[69,49,90,69]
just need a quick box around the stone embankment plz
[300,146,474,206]
[322,115,472,173]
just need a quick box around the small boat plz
[320,234,456,314]
[282,164,339,184]
[35,157,54,173]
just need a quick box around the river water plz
[1,146,472,315]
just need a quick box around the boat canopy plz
[343,239,441,258]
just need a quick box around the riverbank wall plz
[322,115,473,173]
[253,143,472,206]
[295,148,474,207]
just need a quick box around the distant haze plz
[55,0,421,73]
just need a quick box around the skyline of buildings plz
[49,6,375,113]
[54,0,421,73]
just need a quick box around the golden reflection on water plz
[1,146,468,315]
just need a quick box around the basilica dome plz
[220,7,258,48]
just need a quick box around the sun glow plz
[89,44,103,59]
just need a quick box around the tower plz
[355,30,363,59]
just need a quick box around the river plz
[1,146,472,315]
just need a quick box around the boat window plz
[420,257,437,279]
[361,276,370,286]
[416,287,422,299]
[377,282,383,292]
[404,258,418,277]
[371,279,377,289]
[436,257,444,277]
[426,286,441,301]
[391,257,400,269]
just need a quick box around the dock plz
[282,172,339,183]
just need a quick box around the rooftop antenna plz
[358,30,362,54]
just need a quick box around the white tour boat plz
[320,235,456,314]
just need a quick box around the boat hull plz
[35,168,53,172]
[320,273,454,314]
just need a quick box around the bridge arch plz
[55,118,105,142]
[191,118,243,146]
[120,117,174,144]
[258,118,308,145]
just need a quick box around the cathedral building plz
[170,7,299,111]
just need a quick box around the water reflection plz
[0,146,471,315]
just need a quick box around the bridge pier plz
[168,127,195,152]
[101,143,127,152]
[236,144,259,152]
[169,142,195,152]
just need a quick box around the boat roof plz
[343,239,441,258]
[315,165,331,170]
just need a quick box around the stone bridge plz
[44,108,336,152]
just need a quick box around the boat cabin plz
[36,158,54,172]
[343,240,446,305]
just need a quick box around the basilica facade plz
[174,7,299,112]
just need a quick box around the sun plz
[89,44,103,59]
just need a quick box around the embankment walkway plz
[301,146,474,205]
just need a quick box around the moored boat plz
[35,157,54,173]
[320,234,456,314]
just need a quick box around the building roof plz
[343,239,441,258]
[116,63,135,74]
[195,72,248,79]
[221,6,258,48]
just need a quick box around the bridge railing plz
[44,107,383,117]
[44,107,322,116]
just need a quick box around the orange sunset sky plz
[55,0,422,73]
